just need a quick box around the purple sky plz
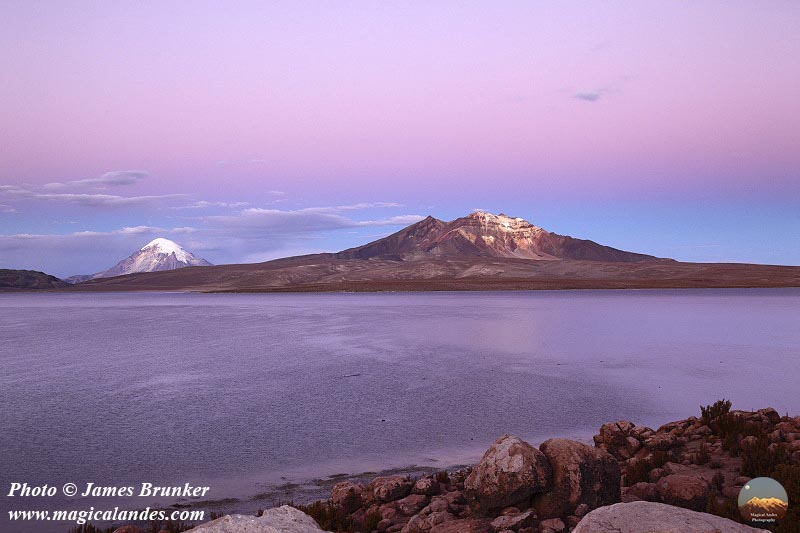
[1,1,798,277]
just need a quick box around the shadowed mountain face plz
[337,212,659,262]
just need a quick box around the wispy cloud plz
[173,200,250,210]
[206,205,423,237]
[0,204,17,213]
[42,170,149,190]
[574,91,603,102]
[0,183,186,207]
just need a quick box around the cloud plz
[0,184,186,207]
[574,91,602,102]
[173,200,250,210]
[0,204,17,213]
[42,170,149,190]
[205,204,422,237]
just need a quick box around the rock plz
[574,503,589,517]
[112,527,142,533]
[572,501,768,532]
[758,407,781,424]
[625,436,641,455]
[464,435,552,512]
[401,511,456,532]
[413,476,441,496]
[656,474,711,511]
[398,494,430,516]
[380,503,398,521]
[538,518,565,531]
[625,482,658,502]
[739,435,758,449]
[644,434,675,451]
[734,476,750,486]
[489,510,536,532]
[373,476,413,503]
[501,506,521,515]
[427,517,492,533]
[331,481,363,514]
[426,496,449,513]
[648,467,666,482]
[532,438,620,519]
[191,505,330,532]
[694,425,712,438]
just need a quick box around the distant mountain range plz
[58,211,800,292]
[66,238,212,284]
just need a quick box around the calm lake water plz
[1,289,799,531]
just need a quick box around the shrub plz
[773,464,800,533]
[704,493,740,523]
[740,437,789,478]
[701,399,732,426]
[694,442,711,465]
[623,450,673,486]
[363,508,382,531]
[293,500,352,533]
[711,471,725,491]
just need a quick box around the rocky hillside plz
[0,269,66,290]
[337,212,660,262]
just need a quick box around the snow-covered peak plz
[469,211,533,231]
[141,238,189,262]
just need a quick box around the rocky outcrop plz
[572,501,768,532]
[533,438,620,518]
[655,474,711,511]
[464,434,552,511]
[188,505,330,532]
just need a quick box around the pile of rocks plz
[111,406,798,533]
[322,435,620,533]
[594,407,800,513]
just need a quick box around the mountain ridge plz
[59,211,800,292]
[336,211,661,262]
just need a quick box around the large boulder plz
[331,481,364,513]
[573,501,768,532]
[464,435,552,512]
[533,438,620,518]
[191,505,330,532]
[372,475,413,502]
[655,474,711,512]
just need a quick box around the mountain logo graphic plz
[738,476,789,525]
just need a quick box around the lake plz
[1,289,798,531]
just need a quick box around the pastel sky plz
[1,1,798,277]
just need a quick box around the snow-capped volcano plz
[66,238,212,283]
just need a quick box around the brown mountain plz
[337,211,658,262]
[0,269,67,290]
[739,496,788,521]
[65,211,800,292]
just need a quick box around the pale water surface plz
[1,289,798,531]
